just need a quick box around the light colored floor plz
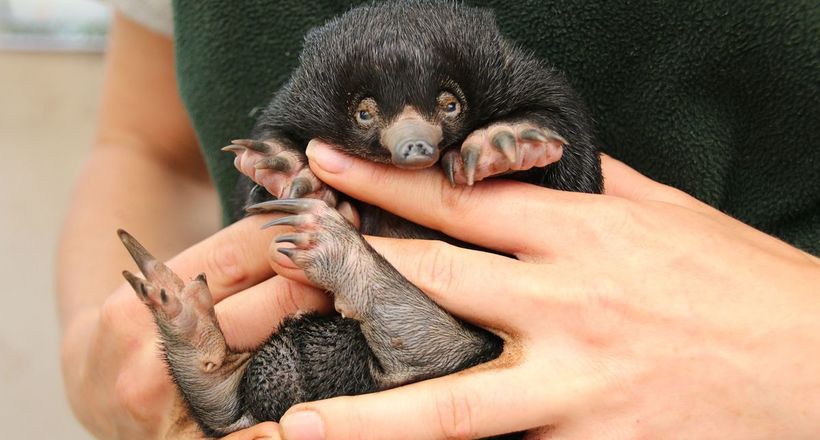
[0,51,102,439]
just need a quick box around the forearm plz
[56,144,218,326]
[55,10,218,322]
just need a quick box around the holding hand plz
[266,141,820,439]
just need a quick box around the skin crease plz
[58,12,820,440]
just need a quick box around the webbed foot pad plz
[441,124,566,186]
[224,139,337,207]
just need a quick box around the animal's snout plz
[400,140,434,158]
[395,139,437,167]
[381,109,443,169]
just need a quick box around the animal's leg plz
[223,138,337,206]
[442,122,566,186]
[118,230,256,436]
[246,199,503,388]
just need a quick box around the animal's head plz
[282,1,517,169]
[344,85,468,169]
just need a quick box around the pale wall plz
[0,50,102,439]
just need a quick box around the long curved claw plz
[521,128,568,146]
[122,269,182,318]
[122,270,147,299]
[246,198,318,215]
[231,139,271,153]
[221,144,245,154]
[441,151,457,188]
[277,247,298,260]
[492,131,518,163]
[117,229,184,290]
[254,155,292,172]
[274,233,312,247]
[461,144,480,186]
[288,177,313,199]
[519,128,547,143]
[261,215,310,230]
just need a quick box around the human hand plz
[268,140,820,439]
[61,216,331,439]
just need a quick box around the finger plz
[600,153,666,200]
[221,421,281,440]
[600,154,763,230]
[601,154,706,209]
[368,237,556,329]
[279,366,555,440]
[306,140,602,256]
[215,275,332,350]
[125,214,293,303]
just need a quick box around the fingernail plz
[306,140,352,174]
[281,410,325,440]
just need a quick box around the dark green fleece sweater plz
[173,0,819,255]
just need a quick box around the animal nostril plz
[402,141,433,158]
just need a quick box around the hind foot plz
[118,230,243,373]
[224,139,337,207]
[441,123,566,186]
[118,230,254,435]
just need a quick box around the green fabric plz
[173,0,819,255]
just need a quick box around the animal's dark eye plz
[354,97,379,127]
[437,91,461,117]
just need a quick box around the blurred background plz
[1,0,109,437]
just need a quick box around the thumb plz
[278,367,547,440]
[221,421,281,439]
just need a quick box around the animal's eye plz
[355,98,378,127]
[437,91,461,117]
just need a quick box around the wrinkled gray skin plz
[121,2,602,439]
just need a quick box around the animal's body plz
[119,2,602,438]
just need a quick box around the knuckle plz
[435,183,480,230]
[99,292,139,332]
[113,367,164,426]
[204,234,250,290]
[274,280,302,314]
[414,240,460,301]
[582,197,639,244]
[434,388,478,440]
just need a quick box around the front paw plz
[441,123,566,186]
[223,139,337,207]
[245,199,366,319]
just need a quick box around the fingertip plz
[306,140,352,174]
[600,153,636,177]
[254,421,282,440]
[280,409,326,440]
[599,153,657,198]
